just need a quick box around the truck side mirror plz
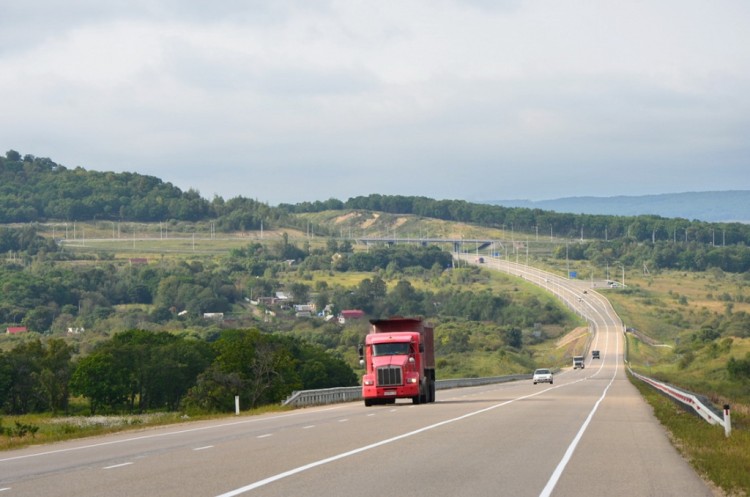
[357,344,364,367]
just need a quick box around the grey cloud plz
[0,0,318,54]
[166,47,379,97]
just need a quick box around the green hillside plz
[0,152,210,222]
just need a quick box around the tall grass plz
[0,412,191,451]
[630,373,750,496]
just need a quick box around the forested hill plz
[0,151,211,222]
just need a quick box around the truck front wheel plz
[413,384,424,404]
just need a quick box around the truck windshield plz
[372,342,410,356]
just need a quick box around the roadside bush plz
[727,353,750,380]
[678,351,695,370]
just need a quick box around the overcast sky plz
[2,1,749,205]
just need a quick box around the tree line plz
[557,238,750,274]
[0,328,357,416]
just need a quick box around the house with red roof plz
[338,310,365,324]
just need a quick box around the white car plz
[532,368,553,385]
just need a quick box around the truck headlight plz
[406,377,418,384]
[363,379,374,386]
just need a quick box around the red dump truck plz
[359,317,436,406]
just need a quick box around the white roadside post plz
[724,404,731,437]
[235,395,240,415]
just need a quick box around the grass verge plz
[629,371,750,496]
[0,405,291,452]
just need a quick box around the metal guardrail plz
[623,327,732,437]
[628,367,732,437]
[281,386,362,407]
[282,374,531,408]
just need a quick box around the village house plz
[338,309,365,324]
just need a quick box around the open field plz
[52,225,306,257]
[622,269,750,319]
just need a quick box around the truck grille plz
[377,366,402,387]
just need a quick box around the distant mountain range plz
[487,191,750,223]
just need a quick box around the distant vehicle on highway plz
[592,350,600,359]
[573,356,585,369]
[533,368,553,384]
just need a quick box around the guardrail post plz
[723,404,731,438]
